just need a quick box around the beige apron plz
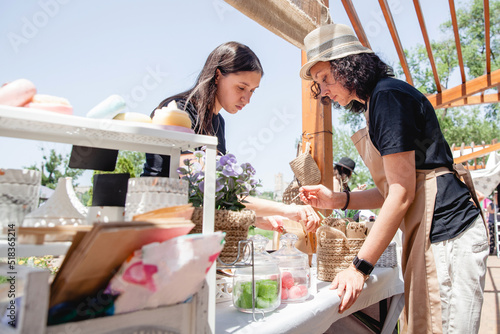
[351,108,486,333]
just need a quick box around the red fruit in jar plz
[281,271,294,289]
[298,284,309,297]
[288,285,304,299]
[281,288,289,300]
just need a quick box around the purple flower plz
[216,160,224,171]
[180,151,262,211]
[222,164,243,177]
[241,162,256,176]
[219,154,237,166]
[215,178,224,192]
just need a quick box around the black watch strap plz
[353,256,374,276]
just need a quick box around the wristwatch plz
[352,256,374,276]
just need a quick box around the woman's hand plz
[299,184,335,209]
[282,204,320,232]
[254,216,285,232]
[330,265,367,313]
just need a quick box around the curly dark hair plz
[311,53,394,113]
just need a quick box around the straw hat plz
[300,24,373,81]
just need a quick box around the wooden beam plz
[413,0,442,92]
[484,0,491,74]
[341,0,372,49]
[449,0,466,84]
[444,93,500,107]
[454,142,500,164]
[301,50,333,253]
[379,0,414,86]
[427,68,500,108]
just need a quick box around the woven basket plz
[282,179,303,205]
[191,207,255,264]
[316,225,365,282]
[289,152,321,186]
[375,242,398,268]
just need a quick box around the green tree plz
[397,0,499,122]
[398,0,499,94]
[25,148,84,189]
[331,127,373,189]
[438,107,499,145]
[257,191,275,201]
[324,0,499,137]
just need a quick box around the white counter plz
[216,266,404,334]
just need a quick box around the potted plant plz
[177,151,262,263]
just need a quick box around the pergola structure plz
[224,0,498,224]
[225,0,499,108]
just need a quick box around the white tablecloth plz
[216,266,404,334]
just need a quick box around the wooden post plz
[301,50,334,253]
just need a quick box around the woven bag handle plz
[303,141,311,155]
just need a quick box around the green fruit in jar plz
[235,281,254,309]
[257,280,278,300]
[256,297,272,309]
[234,279,279,309]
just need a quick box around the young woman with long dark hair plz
[143,41,320,233]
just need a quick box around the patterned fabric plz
[489,220,497,255]
[471,151,500,196]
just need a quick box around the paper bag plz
[280,219,314,255]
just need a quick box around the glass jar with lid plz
[232,234,281,313]
[271,233,310,302]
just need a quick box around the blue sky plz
[0,0,451,191]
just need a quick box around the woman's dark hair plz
[333,165,352,191]
[311,53,393,113]
[156,42,264,135]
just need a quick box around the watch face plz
[354,256,374,275]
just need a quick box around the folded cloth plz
[105,232,225,314]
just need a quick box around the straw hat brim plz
[300,46,373,81]
[299,24,373,81]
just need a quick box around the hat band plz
[308,44,373,65]
[306,35,361,60]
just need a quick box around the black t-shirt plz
[368,77,479,243]
[142,98,226,177]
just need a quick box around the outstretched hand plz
[299,184,335,210]
[282,204,320,232]
[330,265,367,313]
[254,215,285,232]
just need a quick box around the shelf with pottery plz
[0,104,219,239]
[0,105,219,333]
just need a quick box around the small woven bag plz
[289,142,321,186]
[283,142,321,205]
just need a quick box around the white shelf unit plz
[0,106,219,333]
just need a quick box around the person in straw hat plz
[299,24,488,333]
[142,41,320,233]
